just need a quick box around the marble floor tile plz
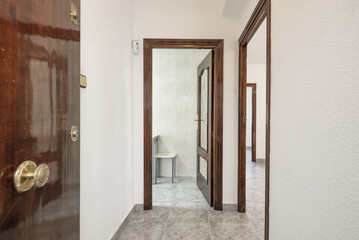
[168,208,208,222]
[208,210,248,222]
[163,221,211,240]
[209,221,258,240]
[116,221,166,240]
[153,177,210,209]
[130,206,169,222]
[250,218,265,239]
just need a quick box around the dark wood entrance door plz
[196,51,214,206]
[0,1,80,239]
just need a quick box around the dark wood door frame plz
[143,39,224,211]
[238,0,271,239]
[246,83,257,162]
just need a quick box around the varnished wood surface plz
[143,40,153,210]
[196,51,213,206]
[265,2,271,239]
[0,1,80,239]
[238,0,271,239]
[143,39,224,211]
[238,0,268,45]
[238,45,247,213]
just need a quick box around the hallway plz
[114,149,265,240]
[2,0,358,239]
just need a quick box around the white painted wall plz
[80,0,134,239]
[247,64,266,159]
[236,0,359,239]
[133,0,241,204]
[269,0,359,239]
[153,49,211,177]
[246,87,252,147]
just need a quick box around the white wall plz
[133,0,241,204]
[236,0,359,239]
[246,87,252,146]
[153,49,210,177]
[80,0,134,239]
[247,64,266,159]
[269,0,359,239]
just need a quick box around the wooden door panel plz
[0,1,80,239]
[196,51,213,206]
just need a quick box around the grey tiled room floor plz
[153,177,212,209]
[115,149,265,240]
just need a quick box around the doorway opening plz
[152,48,213,208]
[246,83,257,163]
[144,39,224,211]
[238,0,271,239]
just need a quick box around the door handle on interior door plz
[14,161,50,193]
[194,119,204,130]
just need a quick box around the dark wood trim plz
[238,44,247,213]
[246,83,257,162]
[238,0,271,239]
[143,39,224,211]
[265,1,272,239]
[238,0,268,45]
[143,40,153,210]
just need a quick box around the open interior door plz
[0,1,80,239]
[196,51,214,206]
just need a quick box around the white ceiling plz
[221,0,252,21]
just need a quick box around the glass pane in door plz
[200,68,208,151]
[199,156,208,181]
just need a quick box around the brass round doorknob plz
[14,161,50,193]
[34,164,50,188]
[14,161,37,193]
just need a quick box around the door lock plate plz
[70,126,79,142]
[70,3,79,25]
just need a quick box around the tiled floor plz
[115,206,260,240]
[153,177,211,209]
[115,148,265,240]
[246,154,265,239]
